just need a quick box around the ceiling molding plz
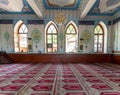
[26,0,43,18]
[0,14,39,20]
[80,0,96,19]
[0,3,13,12]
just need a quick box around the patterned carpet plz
[0,63,120,95]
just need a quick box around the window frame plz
[46,23,58,53]
[65,23,77,53]
[94,24,104,53]
[15,23,28,52]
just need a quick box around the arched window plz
[14,20,28,52]
[94,24,104,53]
[46,22,58,53]
[65,22,78,53]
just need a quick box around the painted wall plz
[0,20,112,54]
[28,24,45,53]
[0,24,14,52]
[78,25,94,53]
[112,21,120,52]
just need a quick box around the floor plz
[0,63,120,95]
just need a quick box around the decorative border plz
[79,21,94,25]
[28,20,44,24]
[0,20,13,24]
[113,16,120,24]
[0,20,115,25]
[112,51,120,53]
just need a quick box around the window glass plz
[46,23,58,53]
[94,25,104,53]
[65,23,77,53]
[14,23,28,53]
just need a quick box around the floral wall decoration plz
[31,28,42,48]
[81,29,92,46]
[59,32,64,42]
[4,25,10,49]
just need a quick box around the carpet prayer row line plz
[0,63,120,95]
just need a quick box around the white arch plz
[14,20,28,52]
[14,20,23,33]
[14,20,23,52]
[45,21,58,42]
[65,21,78,33]
[45,21,57,32]
[99,21,108,53]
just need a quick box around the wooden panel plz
[111,54,120,64]
[8,54,112,63]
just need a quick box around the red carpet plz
[0,63,120,95]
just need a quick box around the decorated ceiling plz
[42,0,81,10]
[0,0,9,5]
[0,0,34,13]
[0,0,120,18]
[88,0,120,16]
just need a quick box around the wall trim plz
[79,21,94,25]
[28,20,44,24]
[113,17,120,24]
[0,20,13,24]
